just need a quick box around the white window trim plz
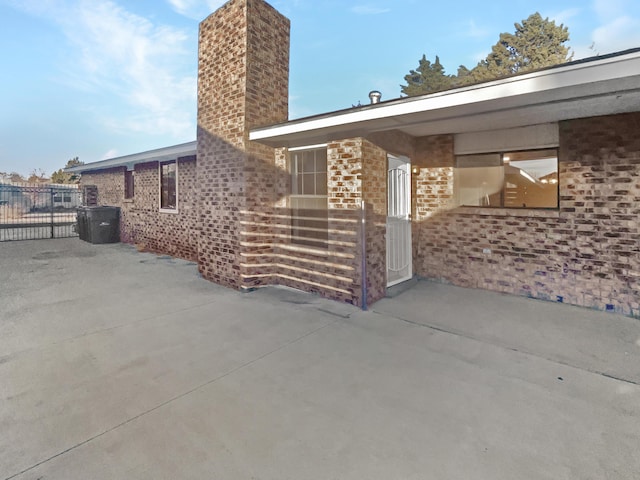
[288,143,327,152]
[290,146,328,196]
[159,160,179,214]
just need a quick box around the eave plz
[249,48,640,148]
[66,141,197,174]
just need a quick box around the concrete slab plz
[373,280,640,385]
[1,239,639,479]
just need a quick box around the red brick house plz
[71,0,640,316]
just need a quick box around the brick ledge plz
[454,207,560,218]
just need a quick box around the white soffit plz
[454,124,559,155]
[250,49,640,147]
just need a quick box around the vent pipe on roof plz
[368,90,381,104]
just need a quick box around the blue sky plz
[1,0,639,177]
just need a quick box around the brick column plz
[196,0,290,289]
[361,139,388,305]
[559,112,640,314]
[326,140,363,304]
[325,138,387,306]
[411,135,455,279]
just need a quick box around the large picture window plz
[160,161,177,210]
[455,149,558,209]
[290,147,328,248]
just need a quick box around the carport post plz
[360,199,367,311]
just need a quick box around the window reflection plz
[455,149,558,209]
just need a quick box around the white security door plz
[386,155,412,286]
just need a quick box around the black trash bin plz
[76,207,89,241]
[82,206,120,244]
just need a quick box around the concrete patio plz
[1,238,639,479]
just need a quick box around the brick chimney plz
[196,0,290,289]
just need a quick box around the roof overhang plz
[67,141,197,174]
[250,49,640,148]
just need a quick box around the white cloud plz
[351,5,390,15]
[101,148,119,159]
[593,0,626,20]
[549,8,581,26]
[463,19,490,39]
[4,0,62,15]
[574,0,640,59]
[10,0,197,138]
[69,0,196,137]
[591,15,640,54]
[166,0,226,20]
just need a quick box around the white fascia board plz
[250,50,640,146]
[67,141,197,173]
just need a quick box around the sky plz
[1,0,639,177]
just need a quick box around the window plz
[290,147,328,248]
[455,149,558,209]
[53,192,72,203]
[160,161,177,210]
[125,170,134,199]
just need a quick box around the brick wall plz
[78,0,639,315]
[411,135,455,266]
[326,139,365,305]
[272,138,387,308]
[194,0,372,306]
[215,137,387,308]
[263,144,356,303]
[196,0,289,290]
[249,139,381,307]
[362,139,388,306]
[82,168,124,206]
[560,112,640,315]
[80,156,198,261]
[83,0,380,307]
[413,113,640,316]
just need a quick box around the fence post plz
[50,187,55,239]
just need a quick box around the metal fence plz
[0,183,81,241]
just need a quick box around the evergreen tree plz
[452,65,472,87]
[401,55,453,96]
[401,13,572,96]
[51,157,83,184]
[468,13,572,83]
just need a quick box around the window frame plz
[455,148,559,210]
[124,169,134,200]
[289,145,329,249]
[159,160,178,213]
